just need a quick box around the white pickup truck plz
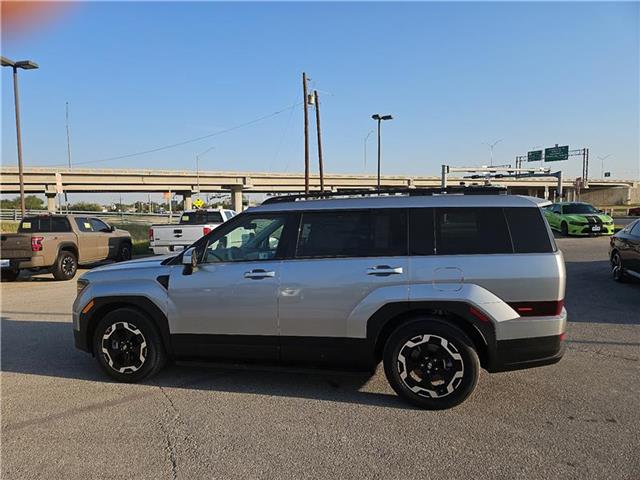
[149,209,236,255]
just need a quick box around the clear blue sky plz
[2,1,639,191]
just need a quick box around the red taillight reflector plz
[203,227,212,236]
[148,228,154,241]
[559,333,566,342]
[469,306,490,323]
[31,236,44,251]
[508,300,564,317]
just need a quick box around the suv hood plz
[89,254,174,273]
[564,213,612,223]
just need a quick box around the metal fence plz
[0,209,179,225]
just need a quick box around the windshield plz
[563,204,598,215]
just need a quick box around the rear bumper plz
[1,255,46,269]
[151,245,185,255]
[487,334,565,372]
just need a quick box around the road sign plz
[604,172,611,178]
[193,198,205,209]
[527,150,543,162]
[544,145,569,162]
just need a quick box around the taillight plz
[508,300,564,317]
[203,227,212,236]
[31,236,44,251]
[148,228,154,241]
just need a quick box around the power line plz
[43,102,302,167]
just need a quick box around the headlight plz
[77,278,89,296]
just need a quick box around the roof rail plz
[262,185,507,205]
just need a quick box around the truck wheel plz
[383,317,480,410]
[116,242,132,262]
[1,269,19,282]
[92,308,166,383]
[52,250,78,281]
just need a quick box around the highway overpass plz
[1,166,637,212]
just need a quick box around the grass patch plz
[0,221,19,233]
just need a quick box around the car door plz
[167,212,293,361]
[89,218,111,259]
[73,217,99,262]
[278,209,408,367]
[627,221,640,273]
[547,205,562,229]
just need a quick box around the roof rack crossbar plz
[262,186,506,205]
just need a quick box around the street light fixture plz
[371,114,393,190]
[482,138,503,167]
[2,56,39,216]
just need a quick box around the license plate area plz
[1,259,10,268]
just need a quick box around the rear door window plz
[435,207,512,255]
[408,208,435,255]
[51,217,71,232]
[504,207,555,253]
[295,209,407,258]
[74,217,94,232]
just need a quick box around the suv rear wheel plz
[92,308,166,382]
[52,250,77,280]
[383,317,480,409]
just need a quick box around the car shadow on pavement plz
[0,317,414,410]
[564,260,639,325]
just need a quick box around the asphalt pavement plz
[1,236,638,480]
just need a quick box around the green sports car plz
[543,202,615,236]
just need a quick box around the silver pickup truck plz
[149,209,236,255]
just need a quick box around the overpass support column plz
[180,192,192,211]
[527,188,538,198]
[46,193,56,213]
[231,186,243,212]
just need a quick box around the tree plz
[69,202,102,212]
[0,195,44,210]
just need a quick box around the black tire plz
[1,269,19,282]
[116,241,132,262]
[383,317,480,410]
[92,308,166,383]
[51,250,78,281]
[560,222,569,236]
[611,251,627,282]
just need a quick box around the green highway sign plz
[527,150,543,162]
[544,145,569,162]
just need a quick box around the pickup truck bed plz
[150,209,235,255]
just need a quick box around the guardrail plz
[0,209,180,224]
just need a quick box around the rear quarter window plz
[435,207,512,255]
[504,207,555,253]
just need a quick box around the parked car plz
[1,214,131,281]
[610,219,640,282]
[149,208,235,255]
[628,206,640,216]
[73,190,566,409]
[543,202,615,236]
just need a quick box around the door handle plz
[366,265,403,275]
[244,269,276,279]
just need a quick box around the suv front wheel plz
[92,308,166,382]
[383,318,480,409]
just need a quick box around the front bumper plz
[567,224,614,236]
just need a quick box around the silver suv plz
[73,190,566,409]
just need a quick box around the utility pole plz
[313,90,324,192]
[302,72,310,194]
[64,102,72,210]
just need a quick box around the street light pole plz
[363,130,374,169]
[371,114,393,191]
[597,154,611,178]
[482,139,503,167]
[2,56,39,216]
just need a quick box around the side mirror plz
[109,225,116,232]
[182,247,198,275]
